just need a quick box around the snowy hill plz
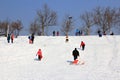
[0,36,120,80]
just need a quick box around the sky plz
[0,0,120,35]
[0,36,120,80]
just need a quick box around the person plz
[110,31,114,35]
[53,31,55,36]
[65,35,69,42]
[72,48,80,61]
[56,31,59,36]
[80,30,83,36]
[80,41,85,50]
[97,30,102,37]
[103,31,106,35]
[28,34,32,44]
[36,49,43,61]
[11,33,14,43]
[31,33,35,44]
[7,34,10,43]
[75,29,79,36]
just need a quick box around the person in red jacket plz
[80,41,85,50]
[36,49,43,61]
[11,33,14,43]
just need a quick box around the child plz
[65,35,69,42]
[36,49,43,61]
[80,41,85,50]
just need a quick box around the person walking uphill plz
[80,41,85,50]
[72,48,80,61]
[36,49,43,61]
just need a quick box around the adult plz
[7,34,10,43]
[72,48,80,60]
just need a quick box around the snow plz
[0,35,120,80]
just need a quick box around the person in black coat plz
[7,34,10,43]
[31,33,35,44]
[97,30,102,37]
[72,48,80,60]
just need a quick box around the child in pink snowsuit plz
[36,49,43,60]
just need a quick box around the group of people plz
[6,32,84,63]
[7,33,14,43]
[98,30,114,37]
[53,31,59,36]
[36,41,85,62]
[75,29,83,36]
[6,32,85,63]
[72,41,85,64]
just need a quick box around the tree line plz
[0,4,120,36]
[30,4,120,36]
[0,19,23,37]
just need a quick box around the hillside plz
[0,36,120,80]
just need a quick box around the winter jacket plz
[7,34,10,40]
[37,49,42,57]
[72,48,79,57]
[80,41,85,47]
[11,34,14,40]
[31,35,34,41]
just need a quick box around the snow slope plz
[0,36,120,80]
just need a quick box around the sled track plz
[108,36,120,73]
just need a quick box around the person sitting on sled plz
[80,41,85,50]
[36,49,43,61]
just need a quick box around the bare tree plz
[80,11,94,35]
[10,20,23,37]
[0,21,5,36]
[93,7,119,34]
[0,20,9,36]
[61,15,73,36]
[115,8,120,33]
[35,4,57,35]
[29,20,39,35]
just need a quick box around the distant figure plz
[110,31,114,35]
[28,33,34,44]
[103,31,106,35]
[11,33,14,43]
[75,29,79,36]
[72,48,80,60]
[7,34,10,43]
[56,31,59,36]
[53,31,55,36]
[31,33,35,44]
[80,30,83,36]
[97,30,102,37]
[28,34,32,44]
[65,35,69,42]
[36,49,43,61]
[80,41,85,50]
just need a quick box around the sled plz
[69,60,85,65]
